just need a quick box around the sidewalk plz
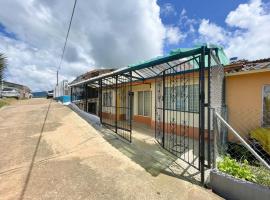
[0,99,222,200]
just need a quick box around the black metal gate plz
[154,47,215,183]
[100,73,132,142]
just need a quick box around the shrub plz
[218,156,256,182]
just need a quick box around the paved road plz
[0,99,221,200]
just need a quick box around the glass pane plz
[165,87,170,109]
[138,91,144,115]
[144,91,151,116]
[176,86,187,111]
[108,91,112,106]
[189,84,199,112]
[263,85,270,126]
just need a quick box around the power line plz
[57,0,78,85]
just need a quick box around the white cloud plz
[165,26,185,45]
[161,3,177,16]
[0,0,166,91]
[198,0,270,60]
[198,19,227,44]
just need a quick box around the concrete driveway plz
[0,99,221,200]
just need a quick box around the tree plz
[0,53,7,83]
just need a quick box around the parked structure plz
[0,81,32,99]
[69,45,229,183]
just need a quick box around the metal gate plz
[100,73,132,142]
[154,47,222,183]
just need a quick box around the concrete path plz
[0,99,221,200]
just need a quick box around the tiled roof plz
[225,58,270,74]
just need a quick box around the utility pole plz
[57,70,59,85]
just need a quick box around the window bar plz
[84,84,87,112]
[115,75,118,134]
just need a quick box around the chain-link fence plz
[212,109,270,187]
[209,50,270,188]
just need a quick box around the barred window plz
[138,91,151,117]
[165,84,199,113]
[103,91,112,107]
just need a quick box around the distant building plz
[1,81,32,99]
[69,68,115,85]
[70,68,115,112]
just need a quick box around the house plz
[1,81,32,99]
[70,68,115,113]
[224,58,270,140]
[69,45,231,183]
[69,47,229,138]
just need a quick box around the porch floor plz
[89,118,207,184]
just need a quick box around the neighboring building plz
[224,59,270,139]
[54,80,69,103]
[70,68,115,113]
[1,81,32,99]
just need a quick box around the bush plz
[218,156,270,187]
[218,156,256,182]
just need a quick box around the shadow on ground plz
[69,105,202,185]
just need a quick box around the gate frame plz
[69,45,225,184]
[153,46,218,184]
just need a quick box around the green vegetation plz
[0,99,9,108]
[218,156,270,187]
[251,166,270,187]
[218,156,256,182]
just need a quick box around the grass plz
[0,98,17,108]
[250,166,270,188]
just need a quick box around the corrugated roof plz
[69,46,229,87]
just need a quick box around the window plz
[103,91,112,106]
[138,91,151,116]
[263,85,270,126]
[165,84,199,113]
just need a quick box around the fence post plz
[70,87,73,103]
[199,46,206,184]
[99,80,103,124]
[162,71,165,147]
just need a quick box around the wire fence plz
[212,107,270,187]
[208,50,270,187]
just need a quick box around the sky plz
[0,0,270,91]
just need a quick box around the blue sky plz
[158,0,270,54]
[0,0,270,91]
